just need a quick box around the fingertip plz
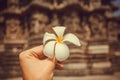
[30,45,44,53]
[55,63,64,70]
[47,56,56,64]
[52,56,56,63]
[27,45,45,58]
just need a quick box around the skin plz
[19,45,63,80]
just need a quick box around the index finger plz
[26,45,46,59]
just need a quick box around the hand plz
[19,45,63,80]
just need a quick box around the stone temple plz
[0,0,120,80]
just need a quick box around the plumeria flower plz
[43,26,81,61]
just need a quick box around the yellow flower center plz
[56,36,63,43]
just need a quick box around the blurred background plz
[0,0,120,80]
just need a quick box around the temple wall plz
[0,0,120,79]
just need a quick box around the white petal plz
[43,32,56,45]
[55,43,69,61]
[43,41,56,58]
[53,26,66,37]
[63,33,81,46]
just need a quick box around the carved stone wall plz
[0,0,120,79]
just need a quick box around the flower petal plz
[43,32,56,45]
[43,41,56,58]
[63,33,81,46]
[55,43,69,61]
[53,26,66,37]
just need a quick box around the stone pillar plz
[3,17,26,78]
[2,0,27,77]
[108,20,120,73]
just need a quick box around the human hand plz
[19,45,63,80]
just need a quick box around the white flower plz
[43,26,81,61]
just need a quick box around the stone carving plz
[108,21,119,42]
[45,14,60,33]
[89,14,107,41]
[51,14,60,26]
[89,0,101,9]
[82,18,91,41]
[5,18,23,40]
[30,12,49,36]
[62,11,81,33]
[62,11,91,41]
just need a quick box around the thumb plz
[41,56,56,75]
